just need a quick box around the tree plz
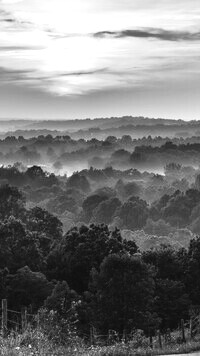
[116,196,148,230]
[143,246,183,281]
[111,149,130,162]
[150,194,171,221]
[0,217,43,272]
[143,246,190,330]
[66,173,90,193]
[25,166,58,187]
[7,266,53,311]
[185,237,200,304]
[121,135,132,145]
[46,194,79,215]
[16,147,41,163]
[27,207,62,237]
[47,224,138,293]
[105,136,117,145]
[0,184,25,221]
[90,254,157,334]
[26,207,63,255]
[130,151,144,164]
[162,142,177,150]
[0,165,25,186]
[92,197,121,225]
[155,279,190,331]
[150,189,200,228]
[164,162,182,176]
[162,189,200,227]
[0,268,8,301]
[45,281,79,316]
[26,165,46,179]
[82,194,108,223]
[44,281,84,340]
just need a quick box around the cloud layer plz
[94,28,200,42]
[0,0,200,119]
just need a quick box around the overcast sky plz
[0,0,200,120]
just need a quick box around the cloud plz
[7,67,108,82]
[0,67,36,83]
[94,28,200,41]
[1,17,14,22]
[0,5,32,28]
[0,0,200,100]
[0,45,44,51]
[0,64,109,95]
[59,68,107,77]
[0,0,23,3]
[46,31,80,40]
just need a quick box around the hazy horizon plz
[0,115,191,121]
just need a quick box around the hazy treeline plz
[0,164,199,250]
[2,116,200,141]
[0,116,189,133]
[2,134,200,175]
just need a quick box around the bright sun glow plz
[0,0,200,98]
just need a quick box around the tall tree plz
[47,224,138,293]
[90,254,157,334]
[0,184,25,221]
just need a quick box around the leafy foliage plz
[47,224,138,293]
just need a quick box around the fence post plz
[36,311,40,330]
[93,326,97,345]
[2,299,7,337]
[122,329,127,343]
[158,330,162,349]
[189,318,193,339]
[21,307,27,332]
[149,334,153,349]
[181,319,186,343]
[90,326,94,345]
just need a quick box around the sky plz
[0,0,200,120]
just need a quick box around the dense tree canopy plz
[47,224,138,293]
[117,196,148,230]
[90,254,157,334]
[0,156,200,339]
[0,184,25,220]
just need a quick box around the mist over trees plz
[1,116,200,177]
[1,116,200,339]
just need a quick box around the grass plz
[1,328,200,356]
[0,329,83,356]
[84,340,200,356]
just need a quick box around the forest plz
[1,117,200,353]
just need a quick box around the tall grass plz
[1,326,200,356]
[0,328,84,356]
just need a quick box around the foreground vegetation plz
[2,327,200,356]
